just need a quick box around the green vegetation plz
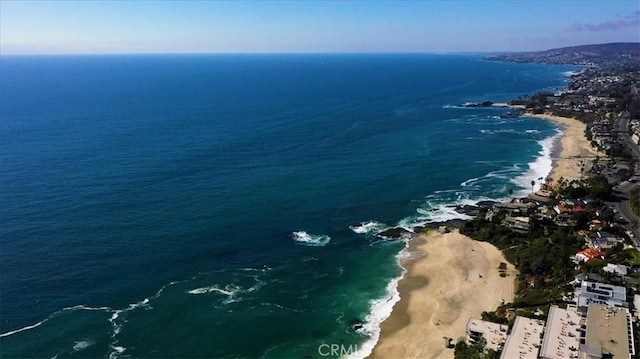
[481,311,508,325]
[621,247,640,267]
[461,218,581,305]
[454,339,499,359]
[466,57,640,359]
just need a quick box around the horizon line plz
[0,51,508,57]
[2,41,636,57]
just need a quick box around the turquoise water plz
[0,54,576,358]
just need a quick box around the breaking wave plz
[292,231,331,246]
[349,221,389,235]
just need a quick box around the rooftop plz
[466,319,508,351]
[500,316,545,359]
[539,306,581,359]
[575,248,606,261]
[583,303,633,359]
[576,281,627,311]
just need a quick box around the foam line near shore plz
[367,115,592,358]
[369,230,517,358]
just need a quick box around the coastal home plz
[538,306,581,359]
[574,248,606,263]
[510,198,538,213]
[591,236,621,251]
[584,231,621,250]
[554,200,587,215]
[575,281,628,313]
[499,316,545,359]
[502,216,531,234]
[492,202,523,215]
[572,273,604,285]
[554,213,577,227]
[603,263,629,277]
[465,319,508,351]
[588,219,607,231]
[579,304,635,359]
[529,189,553,203]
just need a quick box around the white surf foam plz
[346,249,406,359]
[349,221,388,235]
[188,284,239,297]
[513,130,560,196]
[72,340,94,351]
[0,319,48,338]
[292,231,331,246]
[346,124,562,358]
[461,166,521,189]
[109,345,126,359]
[0,304,114,338]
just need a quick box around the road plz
[612,182,639,242]
[613,116,640,244]
[615,117,640,159]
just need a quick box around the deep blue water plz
[0,54,576,358]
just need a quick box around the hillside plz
[487,42,639,68]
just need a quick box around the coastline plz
[369,230,516,359]
[368,110,597,358]
[523,112,599,184]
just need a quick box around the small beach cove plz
[368,104,599,358]
[370,230,516,359]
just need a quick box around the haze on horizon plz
[1,0,638,55]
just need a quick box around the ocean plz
[0,54,577,358]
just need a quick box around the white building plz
[539,306,581,359]
[575,281,627,313]
[603,263,629,277]
[580,303,635,359]
[466,319,508,351]
[500,316,545,359]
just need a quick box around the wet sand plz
[526,113,598,183]
[370,230,516,359]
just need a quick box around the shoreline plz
[367,109,598,358]
[369,230,516,359]
[521,111,599,184]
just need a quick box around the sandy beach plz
[370,230,516,359]
[369,111,598,358]
[527,113,599,183]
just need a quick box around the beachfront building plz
[575,281,628,313]
[465,319,508,351]
[502,215,531,234]
[539,306,581,359]
[579,303,635,359]
[499,316,545,359]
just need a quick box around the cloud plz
[570,11,639,32]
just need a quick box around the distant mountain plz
[487,42,639,67]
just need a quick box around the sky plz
[0,0,638,55]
